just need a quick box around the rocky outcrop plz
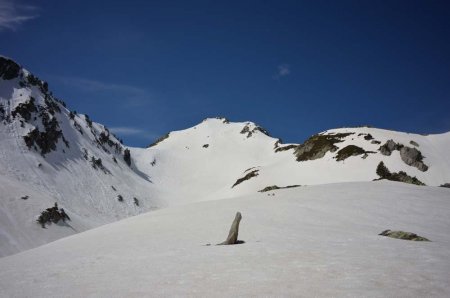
[275,144,297,153]
[258,185,301,192]
[232,170,259,188]
[240,124,270,138]
[375,161,425,186]
[379,139,398,156]
[294,133,353,161]
[379,140,428,172]
[335,145,376,161]
[148,133,170,147]
[400,146,428,172]
[379,230,430,241]
[11,97,37,121]
[37,203,71,228]
[0,57,21,80]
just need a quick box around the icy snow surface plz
[0,182,449,297]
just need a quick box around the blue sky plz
[1,0,450,147]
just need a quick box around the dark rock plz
[364,134,374,140]
[240,124,270,138]
[375,161,425,186]
[379,139,397,156]
[335,145,376,161]
[232,170,259,188]
[37,204,71,228]
[148,133,170,147]
[275,144,297,153]
[379,230,430,241]
[294,133,353,161]
[399,146,428,172]
[258,185,301,192]
[0,57,21,80]
[410,140,419,147]
[11,97,37,121]
[123,149,131,167]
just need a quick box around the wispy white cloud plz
[54,76,151,106]
[273,64,291,79]
[0,0,39,31]
[57,77,145,94]
[109,126,159,140]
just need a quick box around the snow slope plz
[133,118,450,204]
[1,182,449,297]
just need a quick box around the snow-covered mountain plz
[1,56,450,258]
[0,56,158,257]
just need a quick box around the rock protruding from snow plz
[240,123,270,138]
[400,146,428,172]
[232,170,259,188]
[258,185,301,192]
[0,57,21,80]
[376,162,425,185]
[379,140,428,172]
[218,212,242,245]
[295,133,353,161]
[379,230,430,241]
[335,145,375,161]
[379,139,398,156]
[148,133,170,147]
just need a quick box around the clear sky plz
[1,0,450,147]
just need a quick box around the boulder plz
[379,139,397,156]
[400,146,428,172]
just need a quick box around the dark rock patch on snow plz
[379,140,399,156]
[399,146,428,172]
[294,133,353,161]
[379,230,430,241]
[335,145,376,161]
[258,185,301,192]
[232,170,259,188]
[240,124,270,138]
[375,162,425,186]
[148,133,170,147]
[379,140,428,172]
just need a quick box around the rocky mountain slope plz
[0,56,158,257]
[1,56,450,257]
